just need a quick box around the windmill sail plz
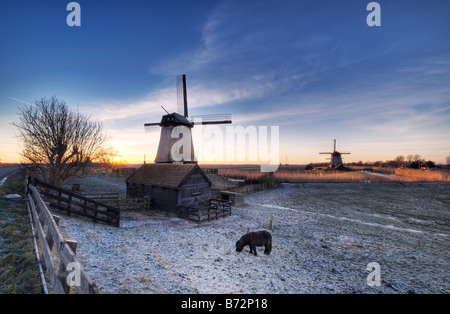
[177,74,188,118]
[144,124,160,132]
[144,74,233,163]
[190,113,232,125]
[319,139,350,168]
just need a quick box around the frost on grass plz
[58,182,450,294]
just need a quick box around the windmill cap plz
[160,112,193,127]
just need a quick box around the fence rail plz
[81,192,120,201]
[26,181,99,294]
[229,181,275,195]
[80,192,153,211]
[178,199,232,223]
[29,177,120,227]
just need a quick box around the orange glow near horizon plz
[1,138,448,166]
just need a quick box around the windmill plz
[144,74,232,163]
[319,139,351,168]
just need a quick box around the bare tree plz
[98,146,120,171]
[98,146,128,172]
[394,155,405,167]
[412,154,422,162]
[446,154,450,166]
[13,96,109,187]
[406,154,413,164]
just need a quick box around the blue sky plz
[1,0,449,164]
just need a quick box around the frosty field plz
[59,182,450,294]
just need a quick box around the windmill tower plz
[319,139,350,168]
[144,74,232,163]
[126,75,233,218]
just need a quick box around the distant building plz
[319,139,351,170]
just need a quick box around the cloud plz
[84,81,270,124]
[83,1,450,163]
[8,97,33,106]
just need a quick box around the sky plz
[1,0,450,165]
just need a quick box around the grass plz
[394,168,450,182]
[273,170,391,183]
[219,167,450,183]
[218,168,392,183]
[0,170,42,294]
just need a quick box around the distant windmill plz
[144,74,232,163]
[319,139,350,168]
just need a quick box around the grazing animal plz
[236,230,272,256]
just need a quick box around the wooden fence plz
[178,199,232,223]
[29,177,120,227]
[229,181,275,195]
[81,191,120,201]
[26,182,99,294]
[80,192,153,211]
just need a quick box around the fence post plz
[67,194,72,216]
[94,203,98,222]
[57,191,62,213]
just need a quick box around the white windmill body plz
[145,74,231,164]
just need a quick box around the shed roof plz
[125,163,211,189]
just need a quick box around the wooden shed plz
[125,163,212,214]
[219,191,244,206]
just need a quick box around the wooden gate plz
[178,199,232,223]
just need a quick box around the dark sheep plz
[236,230,272,256]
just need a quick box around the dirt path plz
[0,167,20,187]
[361,170,412,181]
